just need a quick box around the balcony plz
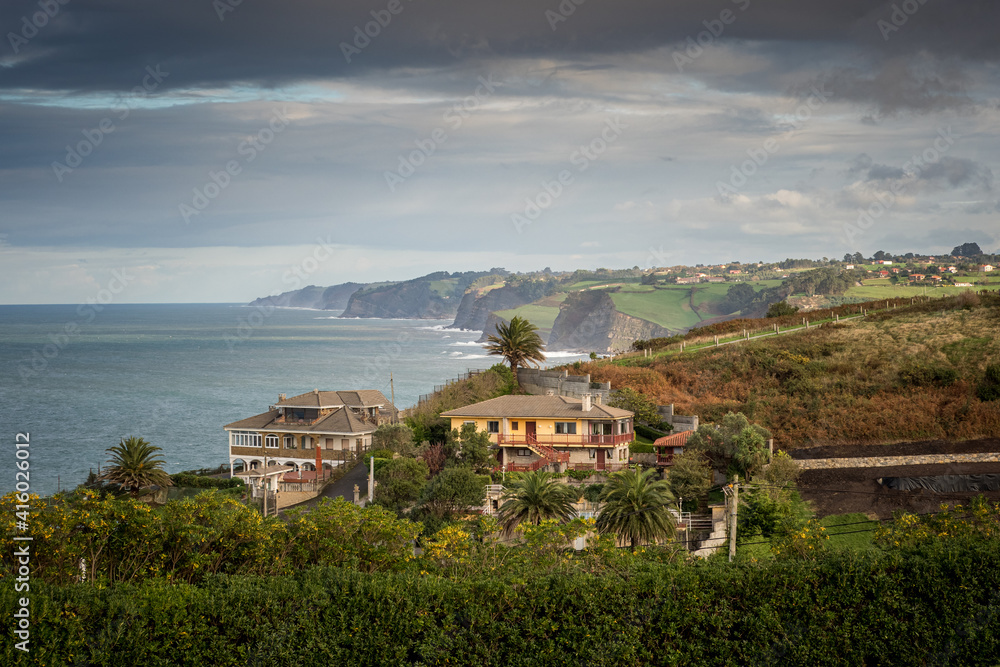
[496,433,633,447]
[230,445,354,461]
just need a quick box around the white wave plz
[449,341,484,347]
[443,335,451,338]
[419,325,479,333]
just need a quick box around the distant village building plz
[980,264,995,272]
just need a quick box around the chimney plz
[581,393,592,412]
[594,393,602,406]
[278,393,286,401]
[546,390,555,396]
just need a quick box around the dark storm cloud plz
[2,0,998,94]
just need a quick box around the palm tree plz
[596,467,675,551]
[497,470,577,534]
[100,436,172,497]
[484,315,546,386]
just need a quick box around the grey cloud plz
[2,0,998,96]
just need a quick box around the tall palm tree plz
[100,436,172,497]
[596,467,675,551]
[484,315,546,386]
[497,470,577,534]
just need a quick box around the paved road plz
[284,460,370,514]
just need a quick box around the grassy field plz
[610,286,700,330]
[846,282,1000,299]
[610,281,781,330]
[820,513,880,551]
[493,304,561,332]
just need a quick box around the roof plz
[276,389,392,409]
[653,430,695,449]
[440,395,632,420]
[224,405,376,435]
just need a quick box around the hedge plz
[4,539,1000,666]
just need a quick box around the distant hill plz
[340,271,494,319]
[248,282,366,311]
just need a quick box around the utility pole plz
[262,453,268,518]
[390,372,397,423]
[728,474,739,563]
[368,453,374,504]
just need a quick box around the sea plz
[0,304,588,496]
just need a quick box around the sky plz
[1,0,998,304]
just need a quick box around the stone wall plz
[657,404,699,432]
[795,452,1000,470]
[519,368,611,402]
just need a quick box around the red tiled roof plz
[653,430,694,449]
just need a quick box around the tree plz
[99,436,172,497]
[419,467,488,519]
[765,301,799,318]
[666,450,713,507]
[372,423,416,457]
[607,387,663,427]
[685,412,772,479]
[952,242,983,257]
[446,423,494,473]
[484,315,546,385]
[496,470,578,534]
[374,458,429,511]
[596,468,675,551]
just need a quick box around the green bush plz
[169,473,244,490]
[6,540,1000,666]
[898,364,959,388]
[977,363,1000,401]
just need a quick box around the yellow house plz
[440,394,633,472]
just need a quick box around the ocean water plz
[0,304,588,496]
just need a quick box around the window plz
[511,421,519,431]
[464,420,475,426]
[232,431,262,447]
[356,438,364,451]
[516,448,532,457]
[555,422,577,435]
[487,421,499,434]
[284,436,295,449]
[589,449,596,459]
[265,434,279,449]
[303,436,313,450]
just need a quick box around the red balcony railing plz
[497,433,633,446]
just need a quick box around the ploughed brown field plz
[793,438,1000,519]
